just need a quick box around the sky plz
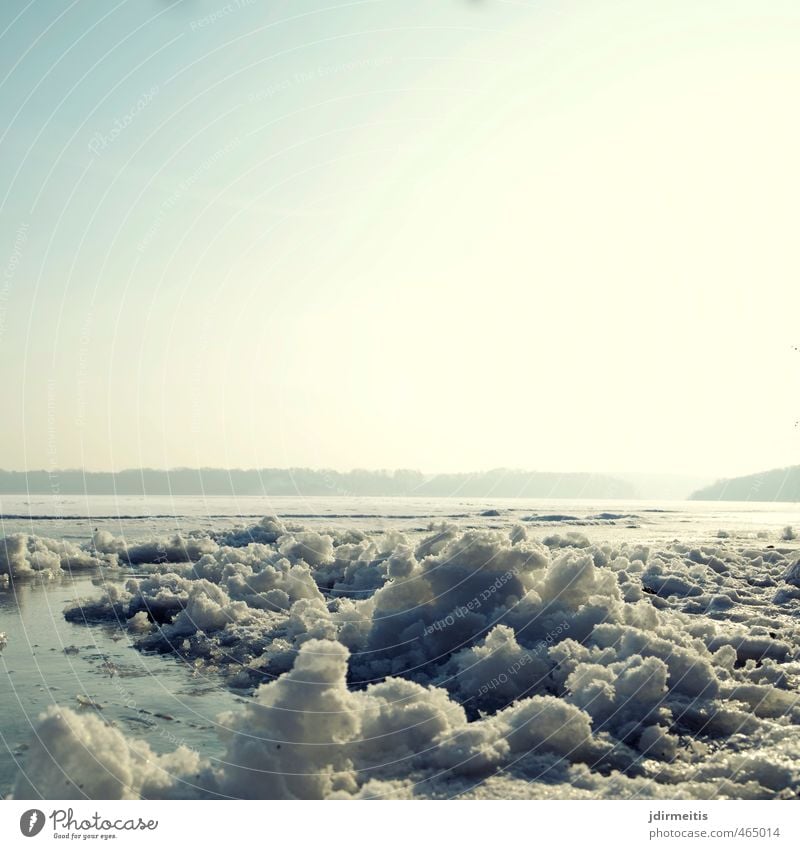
[0,0,798,479]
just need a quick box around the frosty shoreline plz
[2,513,800,800]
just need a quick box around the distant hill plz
[614,472,712,501]
[690,466,800,502]
[0,467,635,499]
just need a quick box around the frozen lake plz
[1,496,799,799]
[2,493,799,541]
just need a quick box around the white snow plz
[6,512,800,799]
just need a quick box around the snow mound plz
[12,517,800,799]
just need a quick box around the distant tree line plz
[690,466,800,502]
[0,467,635,498]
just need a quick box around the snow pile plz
[92,529,217,564]
[13,516,800,799]
[210,639,608,799]
[215,516,287,547]
[13,707,200,800]
[214,639,362,798]
[16,635,800,800]
[0,533,116,584]
[0,527,222,587]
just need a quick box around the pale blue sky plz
[1,0,799,477]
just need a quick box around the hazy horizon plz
[0,464,721,501]
[0,462,779,494]
[2,0,799,478]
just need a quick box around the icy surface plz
[2,497,799,799]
